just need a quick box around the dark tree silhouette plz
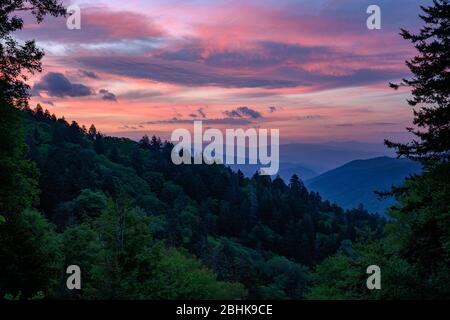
[386,0,449,163]
[0,0,66,297]
[1,1,66,106]
[1,1,65,218]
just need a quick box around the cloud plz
[204,42,332,69]
[33,72,93,97]
[141,117,253,126]
[156,46,204,62]
[18,7,164,45]
[99,89,117,102]
[369,122,401,126]
[297,115,324,121]
[118,89,163,101]
[335,121,401,127]
[224,106,262,119]
[75,51,406,91]
[23,1,421,93]
[121,125,140,130]
[335,123,354,127]
[33,73,118,102]
[40,100,55,106]
[79,70,99,79]
[76,56,301,89]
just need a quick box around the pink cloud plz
[23,0,425,143]
[18,6,164,44]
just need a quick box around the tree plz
[261,256,310,299]
[61,223,105,299]
[0,0,66,299]
[0,0,66,217]
[53,189,109,228]
[150,135,162,151]
[0,103,39,217]
[0,1,66,106]
[385,162,450,298]
[87,124,97,140]
[386,0,450,163]
[0,209,63,298]
[138,134,151,149]
[309,1,450,300]
[147,247,247,299]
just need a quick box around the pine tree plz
[139,134,151,149]
[1,0,65,218]
[87,124,97,140]
[0,0,66,299]
[386,0,450,163]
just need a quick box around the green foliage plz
[308,162,450,300]
[3,292,21,301]
[0,1,65,299]
[386,162,450,298]
[0,209,63,298]
[205,237,311,299]
[261,256,310,299]
[148,248,247,299]
[54,189,108,228]
[59,200,246,300]
[0,103,39,217]
[307,241,420,300]
[308,253,359,300]
[7,105,386,299]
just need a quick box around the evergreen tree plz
[386,0,450,163]
[139,134,151,149]
[0,0,65,217]
[309,1,450,300]
[87,124,97,140]
[0,0,66,299]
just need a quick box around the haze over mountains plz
[231,140,396,178]
[306,157,422,215]
[230,141,420,215]
[279,141,396,173]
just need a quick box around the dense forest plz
[0,0,449,300]
[1,104,384,299]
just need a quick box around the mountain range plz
[305,157,422,215]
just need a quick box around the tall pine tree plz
[386,0,449,163]
[0,1,66,298]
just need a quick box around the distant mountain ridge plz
[279,142,396,173]
[306,157,422,215]
[206,141,397,182]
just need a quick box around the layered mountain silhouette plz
[228,144,419,215]
[305,157,422,215]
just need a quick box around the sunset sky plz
[18,0,431,143]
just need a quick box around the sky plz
[17,0,432,143]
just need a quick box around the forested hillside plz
[0,105,384,299]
